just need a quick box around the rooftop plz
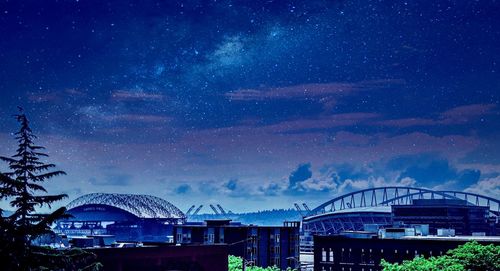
[402,235,500,242]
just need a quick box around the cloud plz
[27,89,86,103]
[440,104,496,123]
[283,163,351,195]
[288,163,313,189]
[225,179,238,191]
[209,36,247,67]
[88,173,132,186]
[226,80,405,101]
[28,93,60,103]
[174,184,192,194]
[78,105,171,125]
[194,178,263,198]
[391,154,481,189]
[398,158,458,186]
[464,176,500,199]
[264,113,379,134]
[258,183,282,196]
[111,90,166,102]
[103,114,171,123]
[267,154,488,198]
[377,103,496,127]
[461,139,500,165]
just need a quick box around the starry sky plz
[0,0,499,212]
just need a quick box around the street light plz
[242,259,254,271]
[228,237,254,271]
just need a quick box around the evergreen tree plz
[0,108,101,270]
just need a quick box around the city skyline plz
[0,0,499,212]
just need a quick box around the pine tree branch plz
[26,182,48,193]
[32,194,68,207]
[0,156,16,163]
[31,171,67,181]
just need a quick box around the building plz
[392,199,493,235]
[89,244,228,271]
[174,219,300,270]
[302,187,499,237]
[54,193,186,242]
[303,206,392,236]
[314,234,500,271]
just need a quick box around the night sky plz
[1,0,499,212]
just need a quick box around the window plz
[329,248,334,262]
[219,228,224,243]
[322,248,327,262]
[204,233,215,243]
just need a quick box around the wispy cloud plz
[263,113,379,133]
[103,114,171,123]
[465,176,500,199]
[225,79,405,101]
[28,93,60,103]
[377,103,496,127]
[440,104,496,124]
[88,173,133,186]
[111,90,166,101]
[27,88,86,103]
[78,106,171,124]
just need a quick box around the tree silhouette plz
[0,108,101,270]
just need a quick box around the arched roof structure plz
[307,186,499,217]
[302,187,499,235]
[66,193,185,219]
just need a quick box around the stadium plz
[302,186,500,236]
[55,193,186,242]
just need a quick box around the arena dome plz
[66,193,185,219]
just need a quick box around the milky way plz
[0,0,499,211]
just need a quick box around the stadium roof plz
[66,193,185,219]
[303,206,391,221]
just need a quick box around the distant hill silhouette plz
[187,208,302,226]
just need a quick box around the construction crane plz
[217,204,227,215]
[185,205,196,216]
[209,204,220,215]
[192,205,203,215]
[294,203,305,217]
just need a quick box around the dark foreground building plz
[90,244,228,271]
[314,234,500,271]
[174,220,300,270]
[392,199,493,235]
[55,193,186,242]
